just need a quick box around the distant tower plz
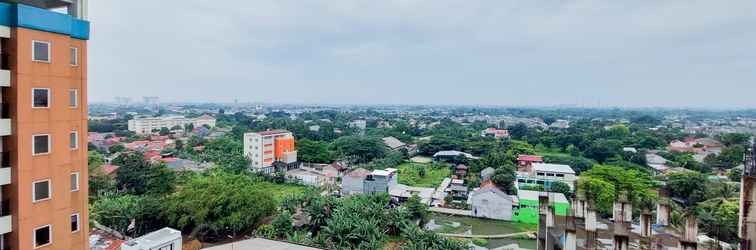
[143,96,160,111]
[740,142,756,250]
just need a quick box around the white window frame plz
[32,134,51,156]
[32,88,51,109]
[70,172,79,192]
[70,131,78,150]
[70,46,78,66]
[68,89,78,108]
[32,40,51,63]
[33,224,53,249]
[70,213,80,233]
[32,179,51,203]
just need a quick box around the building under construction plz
[536,189,702,250]
[740,142,756,250]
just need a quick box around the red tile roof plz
[101,164,120,176]
[517,155,543,162]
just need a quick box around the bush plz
[472,238,488,247]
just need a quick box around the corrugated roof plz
[532,163,575,174]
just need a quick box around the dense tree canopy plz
[164,171,276,240]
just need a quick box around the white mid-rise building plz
[127,115,216,134]
[244,130,297,173]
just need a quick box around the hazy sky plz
[88,1,756,108]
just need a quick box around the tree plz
[718,133,751,147]
[491,166,517,194]
[196,136,249,173]
[184,123,195,132]
[330,136,387,164]
[578,177,616,214]
[298,139,334,163]
[581,165,657,213]
[159,127,170,136]
[109,144,126,154]
[666,171,708,207]
[272,212,293,238]
[91,195,166,237]
[697,198,739,243]
[405,195,429,226]
[585,139,622,163]
[549,182,572,197]
[728,168,743,182]
[113,153,176,195]
[507,123,528,140]
[164,170,276,240]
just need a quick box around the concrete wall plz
[471,192,513,220]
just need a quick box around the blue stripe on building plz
[0,2,89,40]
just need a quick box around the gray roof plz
[204,238,322,250]
[471,186,511,201]
[382,136,406,149]
[517,190,569,204]
[532,163,575,174]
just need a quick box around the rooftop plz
[256,129,292,136]
[532,163,575,174]
[122,228,181,249]
[517,190,569,204]
[204,238,322,250]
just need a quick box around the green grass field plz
[254,182,313,203]
[397,162,450,188]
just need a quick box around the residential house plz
[389,184,435,205]
[480,167,496,181]
[286,168,329,187]
[481,128,510,138]
[364,168,399,194]
[470,182,517,220]
[448,179,469,201]
[516,155,544,173]
[516,163,577,190]
[433,150,479,162]
[646,152,670,175]
[341,168,371,195]
[454,164,469,178]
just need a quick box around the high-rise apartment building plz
[0,0,89,249]
[243,130,297,173]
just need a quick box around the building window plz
[33,88,50,108]
[70,131,78,149]
[157,244,175,250]
[71,213,80,232]
[70,47,78,66]
[34,225,52,248]
[69,89,78,107]
[33,179,51,202]
[33,134,50,155]
[32,40,51,62]
[70,172,79,192]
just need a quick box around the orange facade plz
[7,27,88,249]
[274,137,295,160]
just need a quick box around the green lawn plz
[254,182,313,203]
[428,213,536,235]
[397,162,450,188]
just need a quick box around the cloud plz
[88,0,756,108]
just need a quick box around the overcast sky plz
[88,0,756,108]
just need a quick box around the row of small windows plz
[33,132,79,155]
[33,213,80,248]
[32,88,78,108]
[32,40,79,66]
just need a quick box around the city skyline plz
[89,1,756,108]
